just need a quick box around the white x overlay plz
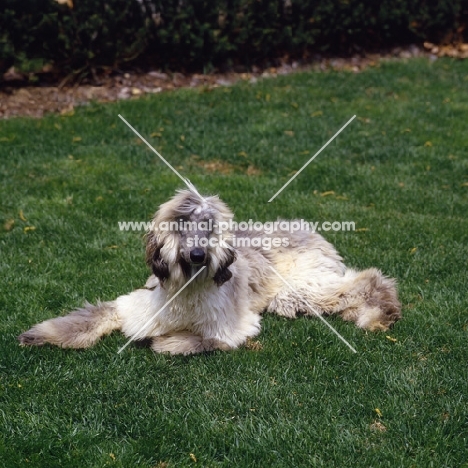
[118,113,358,355]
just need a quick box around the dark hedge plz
[1,0,467,77]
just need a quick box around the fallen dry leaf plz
[370,421,387,432]
[423,41,468,58]
[245,338,263,351]
[386,335,397,342]
[284,130,294,136]
[60,104,74,116]
[24,226,36,233]
[192,158,235,175]
[55,0,73,7]
[246,164,262,176]
[375,408,383,418]
[3,219,15,231]
[189,453,197,463]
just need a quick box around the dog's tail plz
[18,301,120,349]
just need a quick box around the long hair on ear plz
[145,231,170,284]
[145,192,185,284]
[213,246,237,286]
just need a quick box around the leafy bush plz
[0,0,466,78]
[0,0,147,76]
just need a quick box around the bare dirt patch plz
[189,155,262,176]
[0,46,438,120]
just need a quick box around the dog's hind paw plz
[356,305,401,331]
[18,329,46,346]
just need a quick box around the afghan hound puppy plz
[18,186,401,355]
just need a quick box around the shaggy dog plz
[18,187,401,354]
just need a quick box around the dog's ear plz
[146,231,169,284]
[150,246,170,284]
[213,248,236,287]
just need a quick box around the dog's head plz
[145,188,236,287]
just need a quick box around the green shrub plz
[0,0,147,76]
[0,0,466,78]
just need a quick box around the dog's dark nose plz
[190,248,206,264]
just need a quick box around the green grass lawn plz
[1,58,467,467]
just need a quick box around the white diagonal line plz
[117,266,206,354]
[268,115,356,202]
[268,265,357,353]
[118,113,194,192]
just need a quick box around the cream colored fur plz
[18,188,401,354]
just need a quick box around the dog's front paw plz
[151,333,231,355]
